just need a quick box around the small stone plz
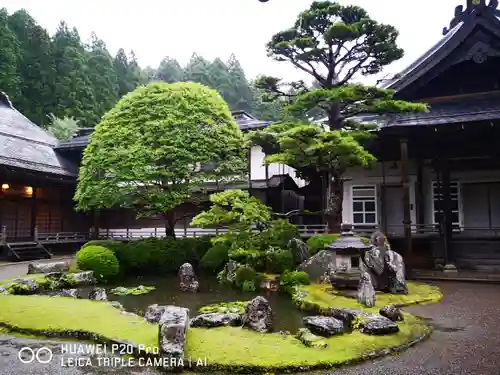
[380,305,404,322]
[288,238,309,264]
[360,316,400,335]
[179,263,199,292]
[303,316,346,337]
[242,296,273,333]
[296,328,328,348]
[190,313,242,328]
[88,287,107,301]
[356,272,376,307]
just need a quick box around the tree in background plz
[46,113,79,140]
[0,9,21,103]
[113,48,141,98]
[155,56,184,83]
[252,1,427,230]
[74,82,247,238]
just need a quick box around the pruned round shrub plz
[265,248,294,274]
[235,265,258,289]
[76,245,119,283]
[230,248,266,271]
[280,270,310,295]
[200,241,230,272]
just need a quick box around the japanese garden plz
[1,0,500,374]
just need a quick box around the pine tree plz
[227,54,254,112]
[183,53,213,87]
[156,57,183,83]
[113,48,141,98]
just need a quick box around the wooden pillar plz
[440,158,456,272]
[416,159,425,233]
[30,187,37,238]
[400,139,413,260]
[381,161,388,234]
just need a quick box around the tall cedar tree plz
[251,1,427,230]
[0,9,21,103]
[74,82,247,238]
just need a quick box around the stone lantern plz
[327,223,372,289]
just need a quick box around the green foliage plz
[258,219,298,250]
[265,248,294,274]
[46,113,79,140]
[280,270,310,295]
[230,248,266,271]
[200,241,230,272]
[74,82,247,222]
[234,265,258,289]
[0,9,21,103]
[75,245,120,283]
[242,280,256,292]
[109,285,155,296]
[198,301,249,314]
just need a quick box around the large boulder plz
[242,296,273,333]
[27,261,70,275]
[145,304,168,324]
[190,313,242,328]
[325,308,374,328]
[386,249,408,294]
[303,316,346,337]
[297,250,337,282]
[288,238,309,264]
[360,315,400,335]
[296,328,328,348]
[88,287,107,301]
[158,306,190,371]
[61,271,96,286]
[179,263,199,292]
[356,271,376,307]
[380,305,404,322]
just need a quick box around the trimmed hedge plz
[200,241,230,272]
[76,245,120,282]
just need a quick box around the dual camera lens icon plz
[18,347,53,364]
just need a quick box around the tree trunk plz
[325,175,343,234]
[163,213,176,239]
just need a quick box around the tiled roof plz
[0,93,78,177]
[385,92,500,127]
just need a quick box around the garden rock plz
[296,328,328,348]
[303,316,346,337]
[27,261,70,275]
[219,260,238,284]
[242,296,273,333]
[326,308,373,328]
[356,271,376,307]
[386,249,408,294]
[179,263,199,292]
[108,301,124,310]
[51,289,79,298]
[8,278,40,295]
[380,305,404,322]
[288,238,309,264]
[145,304,168,324]
[297,250,337,281]
[71,271,96,286]
[360,315,399,335]
[0,287,9,295]
[88,287,107,301]
[158,306,190,371]
[190,313,242,328]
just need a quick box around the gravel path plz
[0,281,498,375]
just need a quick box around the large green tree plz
[156,56,184,83]
[113,48,141,98]
[252,1,427,230]
[74,82,247,237]
[0,8,21,103]
[7,9,55,126]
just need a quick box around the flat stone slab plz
[303,316,346,337]
[190,313,242,328]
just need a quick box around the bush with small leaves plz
[76,245,120,283]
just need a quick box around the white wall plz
[249,146,306,188]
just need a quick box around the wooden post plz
[400,139,413,262]
[30,188,37,238]
[33,225,38,242]
[440,158,456,272]
[1,225,6,245]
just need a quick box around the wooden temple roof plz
[0,92,78,178]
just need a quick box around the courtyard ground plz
[0,281,497,375]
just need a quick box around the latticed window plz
[351,185,377,225]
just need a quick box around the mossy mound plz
[110,285,155,296]
[185,314,430,372]
[198,301,250,315]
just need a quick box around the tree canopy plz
[74,82,247,237]
[251,1,427,229]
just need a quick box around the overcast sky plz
[3,0,460,84]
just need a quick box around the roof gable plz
[384,0,500,96]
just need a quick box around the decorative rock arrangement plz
[288,238,309,264]
[359,315,399,335]
[242,296,273,333]
[88,287,107,301]
[8,278,40,295]
[218,260,238,284]
[356,272,376,307]
[179,263,199,292]
[144,304,170,324]
[296,328,328,348]
[27,261,70,274]
[158,305,190,371]
[297,250,337,281]
[380,305,404,322]
[303,316,346,337]
[190,313,242,328]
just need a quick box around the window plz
[351,185,377,225]
[432,182,461,229]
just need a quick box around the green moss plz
[0,295,157,348]
[185,314,430,371]
[294,282,443,314]
[0,274,45,288]
[109,286,156,296]
[198,301,250,314]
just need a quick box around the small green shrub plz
[200,241,230,272]
[265,248,294,274]
[76,245,120,282]
[242,280,256,292]
[230,248,266,271]
[235,265,257,289]
[280,270,311,295]
[257,219,299,250]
